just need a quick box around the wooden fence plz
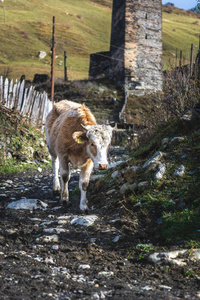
[0,76,53,129]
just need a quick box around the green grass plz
[0,2,199,80]
[118,120,200,247]
[0,0,112,81]
[0,105,50,174]
[162,6,200,69]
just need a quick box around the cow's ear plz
[72,131,88,144]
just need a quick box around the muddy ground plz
[0,161,200,300]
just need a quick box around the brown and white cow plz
[46,100,113,211]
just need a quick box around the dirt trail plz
[0,166,199,300]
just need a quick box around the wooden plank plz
[7,79,13,109]
[16,80,25,111]
[29,90,37,122]
[23,86,33,114]
[31,92,40,125]
[20,88,28,114]
[10,81,17,109]
[4,78,9,106]
[13,80,20,109]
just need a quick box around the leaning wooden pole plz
[190,43,194,77]
[51,16,55,103]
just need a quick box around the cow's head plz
[72,124,113,170]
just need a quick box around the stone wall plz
[89,0,163,95]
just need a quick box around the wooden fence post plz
[179,50,182,68]
[190,43,194,77]
[51,16,55,103]
[64,51,68,82]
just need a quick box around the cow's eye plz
[91,142,95,147]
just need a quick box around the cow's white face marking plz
[85,125,113,169]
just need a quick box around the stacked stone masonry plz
[89,0,163,95]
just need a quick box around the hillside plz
[0,1,199,81]
[0,0,112,80]
[162,5,200,69]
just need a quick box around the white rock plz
[189,249,200,261]
[90,174,105,181]
[38,51,47,59]
[120,182,137,194]
[98,271,114,277]
[71,215,98,227]
[78,264,90,269]
[138,181,149,188]
[148,250,188,266]
[154,164,166,180]
[111,170,119,178]
[174,165,185,177]
[37,235,59,243]
[100,291,106,299]
[30,218,42,222]
[7,152,12,160]
[57,215,71,220]
[171,136,185,143]
[45,257,55,264]
[58,219,69,225]
[91,292,100,300]
[108,161,123,169]
[43,228,66,234]
[51,245,59,250]
[6,199,48,210]
[112,236,120,243]
[161,138,169,145]
[142,285,152,291]
[143,151,165,169]
[159,285,172,291]
[40,221,54,226]
[106,189,116,195]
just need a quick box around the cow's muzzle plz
[98,163,108,170]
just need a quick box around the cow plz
[45,100,113,211]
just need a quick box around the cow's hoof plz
[62,201,71,207]
[80,204,89,213]
[53,190,60,197]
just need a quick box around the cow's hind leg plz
[52,156,61,195]
[60,158,70,205]
[79,159,93,212]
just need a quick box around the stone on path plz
[143,151,165,169]
[71,215,98,226]
[154,164,166,180]
[6,199,48,210]
[174,165,185,177]
[148,250,188,266]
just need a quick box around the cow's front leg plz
[79,159,93,212]
[59,158,70,205]
[52,156,61,194]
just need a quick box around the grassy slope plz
[89,119,200,247]
[162,6,200,69]
[0,0,112,80]
[0,2,200,80]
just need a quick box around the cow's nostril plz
[99,164,108,170]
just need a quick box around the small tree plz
[165,2,174,6]
[191,5,200,14]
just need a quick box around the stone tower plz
[89,0,163,95]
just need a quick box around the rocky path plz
[0,154,200,299]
